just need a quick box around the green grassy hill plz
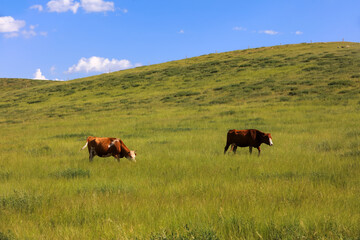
[0,42,359,239]
[0,78,54,92]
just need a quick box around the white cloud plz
[47,0,80,13]
[178,29,184,34]
[0,16,26,33]
[2,23,45,39]
[233,26,246,31]
[259,30,279,35]
[67,56,138,73]
[45,0,116,13]
[34,69,47,80]
[30,4,44,12]
[81,0,114,13]
[295,31,303,35]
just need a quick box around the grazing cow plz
[81,136,136,162]
[224,129,273,156]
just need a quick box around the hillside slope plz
[0,78,54,92]
[1,42,359,123]
[0,42,360,239]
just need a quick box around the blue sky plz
[1,0,359,81]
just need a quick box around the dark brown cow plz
[81,136,136,162]
[224,129,273,156]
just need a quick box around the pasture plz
[0,42,359,239]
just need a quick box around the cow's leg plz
[114,154,120,162]
[231,144,237,154]
[256,147,261,156]
[89,148,95,162]
[249,146,253,154]
[224,143,231,154]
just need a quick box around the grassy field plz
[0,42,359,239]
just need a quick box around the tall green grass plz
[0,42,359,239]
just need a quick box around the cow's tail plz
[81,141,88,151]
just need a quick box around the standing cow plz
[81,136,136,162]
[224,129,273,156]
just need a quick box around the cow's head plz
[126,150,136,162]
[265,133,273,146]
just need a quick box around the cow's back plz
[227,129,258,147]
[88,137,116,156]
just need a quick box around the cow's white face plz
[269,137,273,146]
[126,150,136,162]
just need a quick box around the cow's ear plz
[134,150,137,155]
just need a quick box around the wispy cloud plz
[233,27,283,35]
[233,26,247,31]
[259,30,279,35]
[50,66,56,75]
[4,32,19,38]
[295,30,303,35]
[178,29,184,34]
[67,56,140,74]
[22,25,37,38]
[39,31,48,37]
[30,4,44,12]
[119,8,128,14]
[81,0,114,13]
[2,23,46,39]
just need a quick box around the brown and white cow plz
[81,136,136,162]
[224,129,273,156]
